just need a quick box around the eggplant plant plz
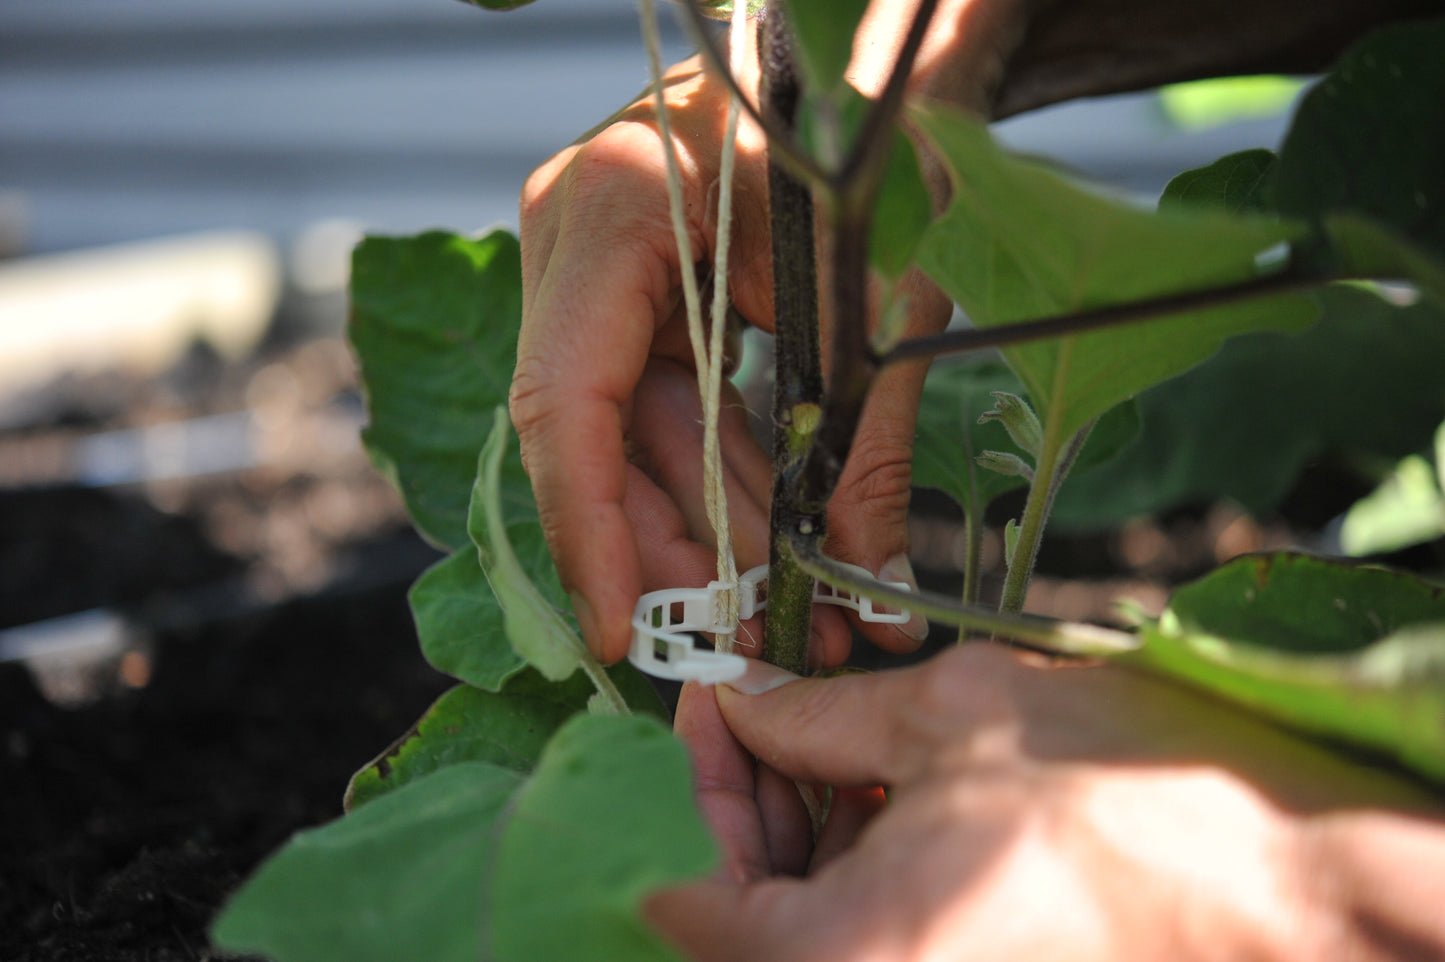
[212,4,1445,960]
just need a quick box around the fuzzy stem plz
[580,657,630,715]
[791,539,1136,656]
[761,5,823,677]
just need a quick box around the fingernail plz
[723,660,802,696]
[568,590,601,650]
[879,552,930,643]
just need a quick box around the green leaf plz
[213,762,522,962]
[344,675,595,810]
[470,407,588,682]
[913,359,1031,513]
[349,230,528,552]
[1342,430,1445,555]
[912,104,1316,442]
[215,716,712,962]
[870,129,933,281]
[1051,285,1445,527]
[345,667,669,811]
[782,0,869,93]
[1124,553,1445,785]
[1273,19,1445,266]
[914,359,1140,517]
[491,715,716,962]
[1160,149,1276,215]
[409,546,527,691]
[1318,214,1445,304]
[799,84,932,279]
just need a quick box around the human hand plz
[509,39,951,667]
[648,644,1445,961]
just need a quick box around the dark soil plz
[0,490,448,961]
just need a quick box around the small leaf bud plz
[978,392,1043,458]
[975,450,1035,483]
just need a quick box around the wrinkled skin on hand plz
[648,645,1445,962]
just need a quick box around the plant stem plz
[761,5,823,676]
[997,346,1074,614]
[790,538,1137,656]
[580,657,630,715]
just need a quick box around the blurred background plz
[0,0,1299,693]
[0,1,1303,958]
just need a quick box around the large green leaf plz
[490,715,716,961]
[1051,285,1445,527]
[912,105,1316,443]
[212,762,521,962]
[1273,19,1445,264]
[215,716,713,962]
[1124,553,1445,785]
[350,230,528,552]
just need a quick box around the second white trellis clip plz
[628,562,914,685]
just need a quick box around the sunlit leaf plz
[1125,553,1445,785]
[1159,76,1305,131]
[1342,418,1445,556]
[350,230,529,552]
[912,105,1315,442]
[782,0,869,93]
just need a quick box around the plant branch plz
[878,269,1334,365]
[790,537,1138,656]
[676,0,831,187]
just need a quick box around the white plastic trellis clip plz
[628,580,749,685]
[627,561,914,684]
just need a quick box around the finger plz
[673,681,771,884]
[717,647,1014,787]
[646,878,814,962]
[630,358,773,572]
[511,125,694,662]
[810,786,887,873]
[755,764,812,877]
[822,278,954,653]
[624,462,723,594]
